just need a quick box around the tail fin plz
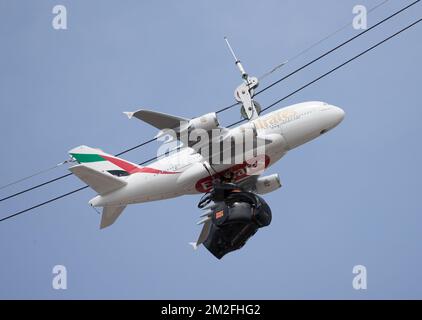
[68,145,138,195]
[69,146,132,229]
[69,145,140,177]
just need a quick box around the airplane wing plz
[124,109,189,131]
[124,108,274,165]
[124,108,229,149]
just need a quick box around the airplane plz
[67,42,345,258]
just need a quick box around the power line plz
[258,0,391,80]
[262,18,422,113]
[0,186,89,222]
[1,17,420,223]
[0,160,72,191]
[2,1,419,204]
[0,172,73,202]
[255,0,420,97]
[115,137,157,157]
[284,0,391,64]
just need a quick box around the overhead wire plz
[255,0,420,97]
[0,159,73,191]
[258,0,391,80]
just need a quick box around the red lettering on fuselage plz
[195,155,270,193]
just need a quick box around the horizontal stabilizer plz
[69,165,127,195]
[101,206,126,229]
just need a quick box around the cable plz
[115,137,157,157]
[258,0,391,80]
[262,18,422,113]
[0,159,72,191]
[255,0,420,97]
[0,186,89,222]
[0,172,73,202]
[285,0,390,63]
[215,102,239,114]
[1,17,420,223]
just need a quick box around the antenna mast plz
[224,37,260,120]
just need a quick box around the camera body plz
[199,182,272,259]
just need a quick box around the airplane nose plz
[331,105,345,124]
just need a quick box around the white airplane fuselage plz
[89,101,344,207]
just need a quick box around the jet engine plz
[197,182,272,259]
[188,112,219,132]
[254,173,282,195]
[179,112,220,148]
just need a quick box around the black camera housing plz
[200,183,272,259]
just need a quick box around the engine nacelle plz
[254,173,281,195]
[188,112,219,132]
[158,112,220,146]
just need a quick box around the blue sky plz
[0,0,421,299]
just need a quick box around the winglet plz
[189,242,198,250]
[123,111,134,119]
